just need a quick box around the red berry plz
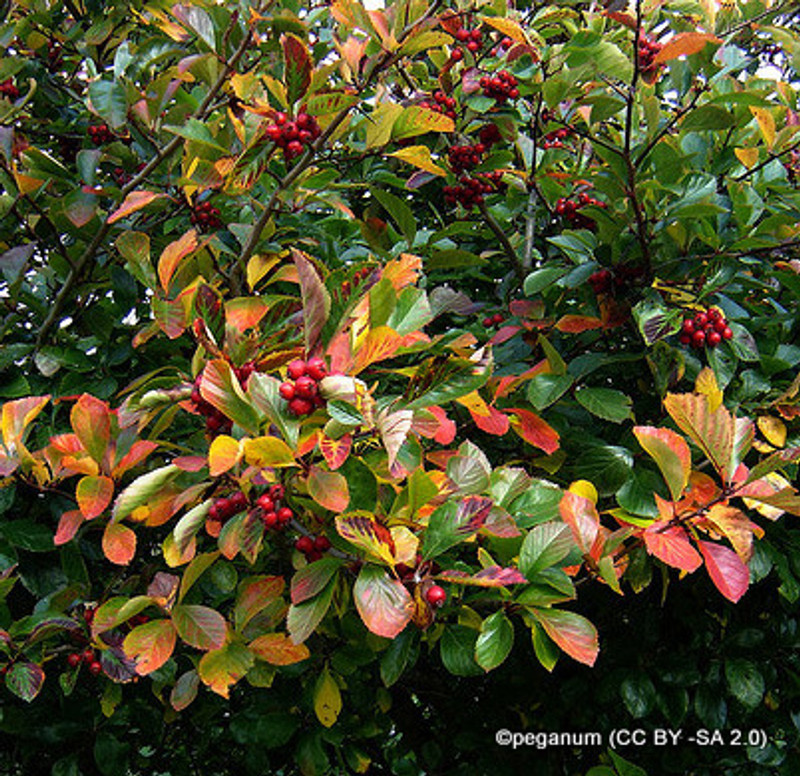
[707,331,722,347]
[287,360,307,380]
[257,495,275,512]
[306,357,327,381]
[314,535,331,552]
[714,318,728,333]
[456,29,470,42]
[451,48,463,61]
[230,491,248,513]
[270,484,285,501]
[82,649,95,663]
[491,313,504,325]
[425,585,447,606]
[88,661,103,676]
[467,40,480,53]
[83,608,95,624]
[692,330,706,348]
[67,653,81,668]
[681,319,695,334]
[679,333,692,345]
[279,382,296,400]
[294,375,317,399]
[707,307,721,320]
[694,312,708,328]
[482,316,493,327]
[215,497,230,518]
[262,511,278,529]
[722,326,733,340]
[295,536,314,554]
[277,507,293,524]
[288,397,313,416]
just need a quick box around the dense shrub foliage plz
[0,0,799,773]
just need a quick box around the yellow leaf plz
[455,391,491,417]
[157,229,199,292]
[695,367,723,412]
[386,145,447,176]
[390,526,419,565]
[750,107,775,149]
[208,435,242,477]
[568,480,598,504]
[758,416,786,448]
[314,668,342,728]
[247,253,283,290]
[108,191,166,225]
[365,102,404,149]
[734,147,759,169]
[243,436,296,468]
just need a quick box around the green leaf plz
[474,611,514,671]
[88,81,128,129]
[422,496,493,559]
[440,625,483,677]
[282,33,313,104]
[93,732,130,776]
[575,387,633,423]
[112,465,180,523]
[380,628,417,687]
[530,621,560,672]
[326,400,364,428]
[519,522,574,576]
[527,373,573,410]
[5,661,45,702]
[370,187,416,246]
[287,576,336,644]
[572,445,633,496]
[608,750,649,776]
[725,658,765,709]
[524,265,569,295]
[620,671,657,718]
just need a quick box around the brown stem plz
[478,200,525,284]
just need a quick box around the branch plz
[478,200,525,284]
[733,138,800,183]
[34,9,261,351]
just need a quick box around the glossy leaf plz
[234,576,285,632]
[698,540,749,603]
[531,608,599,667]
[200,360,261,435]
[633,426,691,502]
[519,522,574,576]
[70,394,110,465]
[437,567,527,587]
[172,604,227,650]
[475,611,514,672]
[291,557,343,605]
[197,641,254,698]
[314,668,342,728]
[353,565,413,639]
[507,408,560,454]
[5,661,45,702]
[208,435,242,476]
[157,229,199,292]
[643,521,702,573]
[123,620,177,675]
[309,466,349,512]
[287,576,336,644]
[112,464,180,523]
[336,512,396,564]
[108,191,165,224]
[293,249,330,353]
[102,522,136,565]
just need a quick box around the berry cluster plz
[679,308,733,349]
[294,534,331,563]
[190,201,224,232]
[490,36,514,58]
[112,167,132,187]
[443,171,504,209]
[447,143,486,174]
[264,111,322,161]
[190,375,233,436]
[482,312,505,328]
[255,484,293,531]
[66,648,103,676]
[209,490,248,528]
[478,123,502,148]
[589,268,613,295]
[637,33,663,79]
[0,79,19,100]
[555,193,607,229]
[419,91,457,121]
[279,358,328,417]
[542,127,572,150]
[453,27,484,59]
[88,123,114,145]
[479,70,519,104]
[340,266,371,299]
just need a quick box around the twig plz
[478,200,525,284]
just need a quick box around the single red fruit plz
[456,29,470,42]
[707,331,722,347]
[722,326,733,340]
[694,312,708,328]
[679,333,691,345]
[294,375,317,399]
[230,491,248,513]
[692,330,706,348]
[287,360,307,380]
[306,357,327,381]
[451,48,463,61]
[279,382,296,400]
[492,313,504,325]
[681,319,694,334]
[306,550,323,563]
[277,507,293,524]
[82,649,95,663]
[88,661,103,676]
[482,316,493,327]
[257,495,275,512]
[425,585,447,606]
[314,535,331,552]
[295,536,314,554]
[67,653,81,668]
[269,484,285,501]
[707,307,720,320]
[714,318,728,333]
[83,609,95,624]
[262,511,278,529]
[288,398,313,416]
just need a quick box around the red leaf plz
[157,229,199,292]
[353,565,413,638]
[123,620,177,675]
[281,33,313,103]
[293,249,330,354]
[472,405,510,435]
[225,297,269,332]
[698,540,749,603]
[172,604,227,651]
[54,510,84,545]
[320,433,352,470]
[532,608,599,667]
[507,408,560,454]
[308,466,350,512]
[643,521,702,572]
[112,440,158,478]
[489,324,522,346]
[108,190,166,224]
[102,523,136,565]
[70,394,111,465]
[413,406,456,445]
[559,491,599,555]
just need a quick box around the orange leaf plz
[208,435,242,477]
[352,326,404,373]
[249,633,310,665]
[507,408,560,454]
[532,608,598,667]
[225,297,269,332]
[308,466,349,512]
[1,395,50,449]
[472,405,510,436]
[158,229,199,292]
[112,440,158,479]
[123,620,177,675]
[559,491,600,556]
[652,32,721,66]
[413,406,456,445]
[107,191,166,224]
[336,512,396,564]
[382,253,422,291]
[633,426,691,501]
[70,394,111,465]
[320,433,352,470]
[197,642,254,698]
[76,475,114,519]
[54,510,84,545]
[555,315,603,333]
[103,522,137,565]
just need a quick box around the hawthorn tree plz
[1,0,799,774]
